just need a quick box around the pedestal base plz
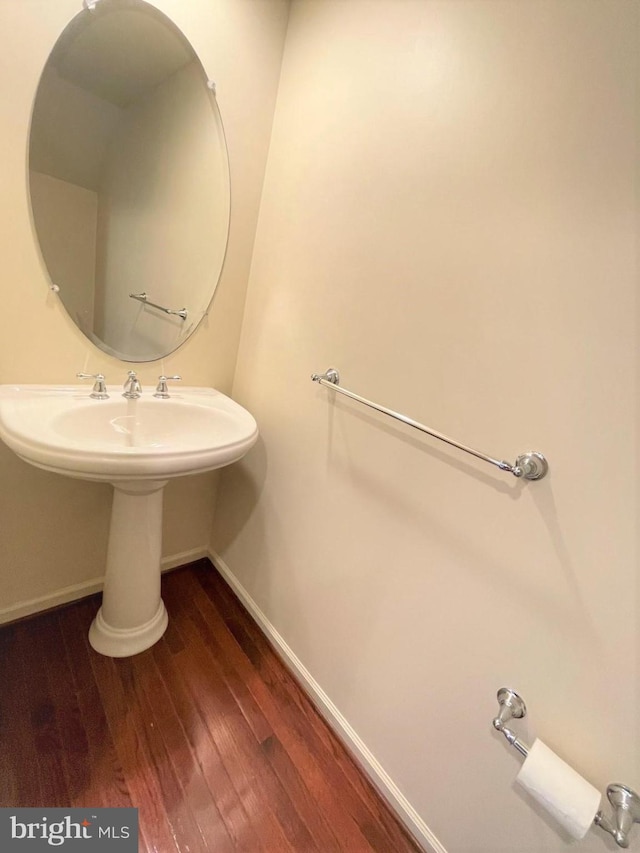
[89,599,168,658]
[88,479,169,657]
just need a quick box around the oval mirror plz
[28,0,230,362]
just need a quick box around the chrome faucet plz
[122,370,142,399]
[76,372,109,400]
[153,375,182,399]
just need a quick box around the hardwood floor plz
[0,559,421,852]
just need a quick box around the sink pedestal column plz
[89,479,169,657]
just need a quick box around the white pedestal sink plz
[0,385,258,657]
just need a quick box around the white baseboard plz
[208,548,448,853]
[0,576,105,624]
[0,546,209,625]
[160,546,209,573]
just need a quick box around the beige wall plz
[96,61,229,359]
[29,170,98,328]
[213,1,639,850]
[29,65,124,191]
[0,0,289,617]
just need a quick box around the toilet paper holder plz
[493,687,640,848]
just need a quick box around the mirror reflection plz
[29,0,230,362]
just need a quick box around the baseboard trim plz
[0,576,105,624]
[161,546,209,573]
[0,546,209,625]
[208,548,448,853]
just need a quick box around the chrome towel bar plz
[129,292,188,320]
[311,367,548,480]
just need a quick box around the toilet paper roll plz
[515,738,602,840]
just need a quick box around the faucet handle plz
[76,372,109,400]
[154,375,182,399]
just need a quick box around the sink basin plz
[0,384,258,658]
[0,385,258,482]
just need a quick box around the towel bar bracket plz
[313,368,340,385]
[514,451,548,481]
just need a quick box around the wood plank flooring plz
[0,559,422,852]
